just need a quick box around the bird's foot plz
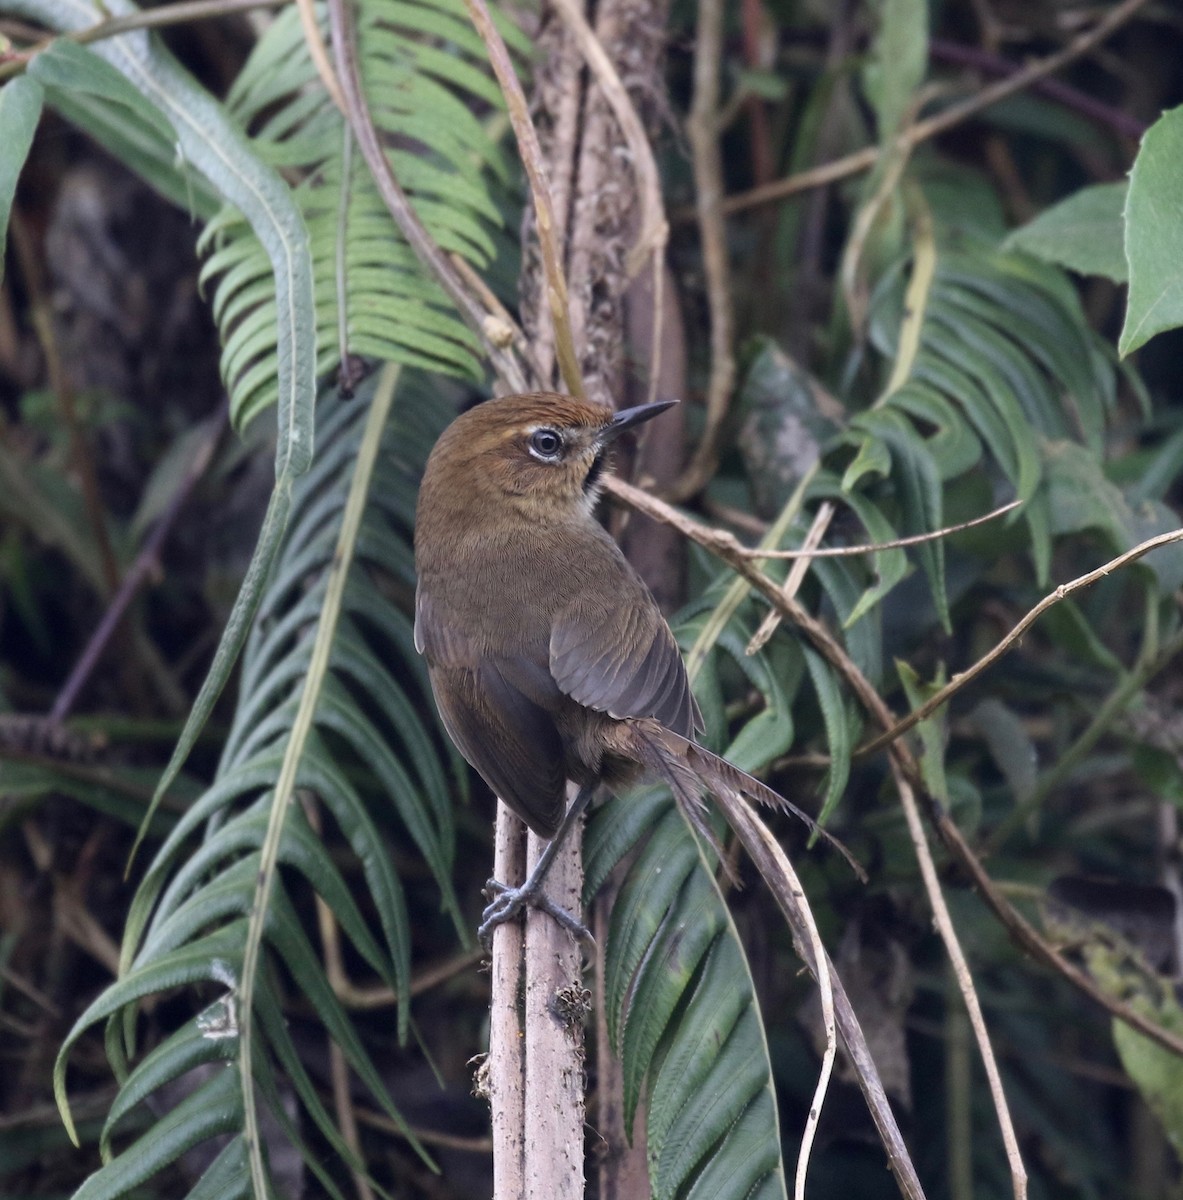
[479,878,592,950]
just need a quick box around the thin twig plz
[296,0,346,113]
[461,0,583,398]
[987,621,1183,853]
[748,499,1021,559]
[326,0,529,395]
[716,0,1154,218]
[747,501,834,655]
[304,793,377,1200]
[858,527,1183,759]
[891,767,1026,1199]
[352,1105,493,1153]
[325,946,486,1009]
[448,251,540,377]
[671,0,734,500]
[929,37,1146,141]
[49,403,229,724]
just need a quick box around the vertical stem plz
[523,807,586,1200]
[945,973,974,1200]
[674,0,734,499]
[489,805,527,1200]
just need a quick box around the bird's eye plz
[529,428,563,460]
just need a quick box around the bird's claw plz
[478,877,593,950]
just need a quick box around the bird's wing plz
[550,575,703,740]
[416,586,567,838]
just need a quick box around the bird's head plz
[420,392,676,521]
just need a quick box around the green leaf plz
[0,77,43,284]
[862,0,928,140]
[592,783,788,1200]
[647,936,751,1157]
[1041,439,1129,547]
[841,432,891,492]
[184,1137,252,1200]
[803,648,854,828]
[897,660,950,803]
[73,1066,244,1200]
[56,924,246,1142]
[28,39,174,140]
[604,808,700,1052]
[99,1005,237,1160]
[653,1009,776,1200]
[681,1091,783,1200]
[1113,994,1183,1154]
[1121,105,1183,355]
[969,698,1036,807]
[1006,182,1128,283]
[852,409,949,630]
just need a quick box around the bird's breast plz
[417,521,601,658]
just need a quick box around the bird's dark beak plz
[599,399,678,444]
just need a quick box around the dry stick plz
[462,0,584,399]
[296,0,346,113]
[716,789,926,1200]
[352,1105,493,1153]
[929,37,1147,141]
[672,0,735,501]
[522,807,585,1200]
[858,527,1183,759]
[448,251,540,378]
[746,499,1021,559]
[747,501,835,655]
[49,403,229,724]
[304,794,377,1200]
[653,484,1021,1188]
[325,946,486,1009]
[680,495,1018,565]
[717,0,1154,218]
[605,474,1183,1061]
[891,768,1026,1200]
[326,0,529,395]
[487,809,527,1200]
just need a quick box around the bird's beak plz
[599,399,678,444]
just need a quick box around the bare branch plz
[858,527,1183,758]
[749,499,1021,561]
[891,768,1027,1199]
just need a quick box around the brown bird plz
[413,392,856,942]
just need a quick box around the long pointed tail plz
[626,720,866,882]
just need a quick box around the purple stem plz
[49,401,229,724]
[930,37,1147,142]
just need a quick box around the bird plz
[413,392,858,944]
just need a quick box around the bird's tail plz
[625,719,866,882]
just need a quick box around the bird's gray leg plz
[479,783,597,949]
